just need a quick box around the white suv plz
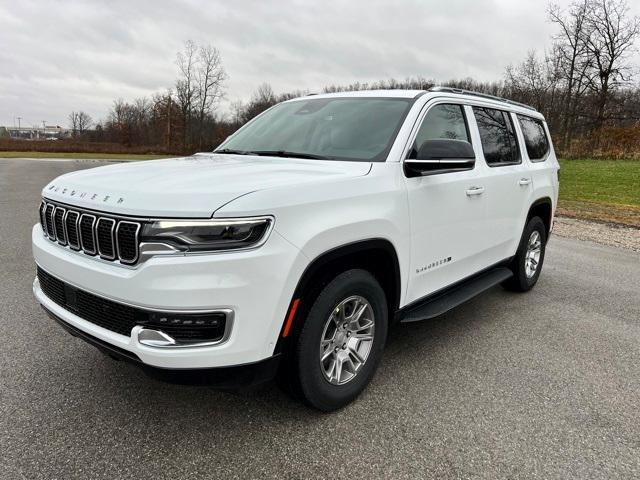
[33,88,559,410]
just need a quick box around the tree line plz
[71,0,639,159]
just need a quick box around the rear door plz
[404,102,491,304]
[469,107,533,264]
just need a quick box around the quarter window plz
[409,104,470,158]
[517,115,549,161]
[473,107,520,166]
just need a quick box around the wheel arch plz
[274,238,401,354]
[527,197,553,241]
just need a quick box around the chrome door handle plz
[518,178,532,186]
[465,186,485,196]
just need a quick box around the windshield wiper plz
[251,150,331,160]
[213,148,257,155]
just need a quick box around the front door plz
[404,103,490,305]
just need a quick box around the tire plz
[503,216,547,292]
[292,269,388,411]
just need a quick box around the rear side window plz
[410,104,469,158]
[517,115,549,161]
[472,107,520,166]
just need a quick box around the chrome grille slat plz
[79,214,97,255]
[96,218,116,260]
[54,207,67,245]
[116,221,141,264]
[40,200,142,265]
[65,211,81,250]
[45,204,56,239]
[39,201,47,233]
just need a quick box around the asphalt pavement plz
[1,158,639,479]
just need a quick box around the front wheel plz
[503,216,547,292]
[293,269,388,411]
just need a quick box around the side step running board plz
[399,267,513,323]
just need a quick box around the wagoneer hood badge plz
[42,153,371,218]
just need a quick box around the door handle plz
[465,186,485,196]
[518,178,532,186]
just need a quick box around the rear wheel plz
[503,216,547,292]
[292,269,388,411]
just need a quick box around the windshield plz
[217,97,413,162]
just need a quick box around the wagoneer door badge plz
[416,256,452,275]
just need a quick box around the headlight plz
[140,217,273,252]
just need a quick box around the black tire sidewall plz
[296,269,388,411]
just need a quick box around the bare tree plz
[504,50,560,114]
[68,111,93,137]
[175,40,198,148]
[582,0,640,134]
[68,111,79,136]
[77,111,93,135]
[549,0,592,148]
[195,44,226,148]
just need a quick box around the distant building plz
[2,125,71,140]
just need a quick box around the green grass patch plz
[0,151,174,160]
[558,159,640,227]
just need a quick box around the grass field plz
[558,159,640,227]
[0,151,173,160]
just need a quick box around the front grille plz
[116,221,140,264]
[96,218,116,259]
[39,200,142,265]
[65,211,80,250]
[79,214,96,254]
[38,266,143,336]
[37,267,227,342]
[54,207,67,245]
[45,204,55,238]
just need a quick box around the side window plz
[517,115,549,161]
[409,104,470,158]
[472,107,520,166]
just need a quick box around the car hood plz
[42,153,372,217]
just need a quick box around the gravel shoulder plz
[553,216,640,252]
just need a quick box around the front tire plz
[503,216,547,292]
[293,269,388,411]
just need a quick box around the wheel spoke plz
[333,356,343,383]
[349,346,365,365]
[349,303,368,325]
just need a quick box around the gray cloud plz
[1,0,638,127]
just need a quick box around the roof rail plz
[428,86,537,111]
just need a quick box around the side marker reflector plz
[282,299,301,338]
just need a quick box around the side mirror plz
[405,139,475,177]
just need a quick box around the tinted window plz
[518,115,549,161]
[473,107,520,165]
[410,104,469,157]
[219,98,413,162]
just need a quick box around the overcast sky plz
[1,0,638,128]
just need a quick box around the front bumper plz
[41,304,281,387]
[32,224,307,369]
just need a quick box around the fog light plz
[136,311,229,346]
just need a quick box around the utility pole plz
[17,117,21,130]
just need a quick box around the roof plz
[285,87,541,116]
